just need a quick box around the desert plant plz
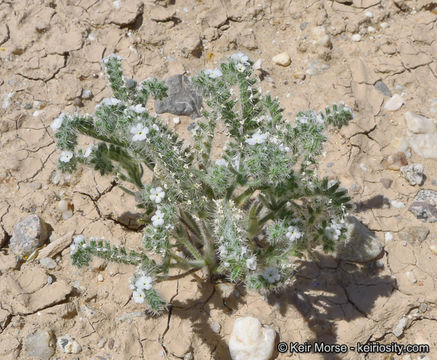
[52,53,353,315]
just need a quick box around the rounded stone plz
[272,52,291,67]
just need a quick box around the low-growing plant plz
[52,53,353,315]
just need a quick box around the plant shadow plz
[168,278,248,360]
[266,253,396,360]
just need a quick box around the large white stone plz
[408,134,437,160]
[405,112,436,135]
[229,317,276,360]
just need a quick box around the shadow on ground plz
[267,254,396,360]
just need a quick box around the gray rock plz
[380,178,393,189]
[409,189,437,223]
[10,215,49,257]
[40,257,57,270]
[400,163,425,186]
[374,80,392,97]
[399,226,429,244]
[155,74,202,118]
[25,328,55,360]
[334,216,384,263]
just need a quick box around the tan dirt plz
[0,0,437,359]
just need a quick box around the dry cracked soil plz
[1,0,437,359]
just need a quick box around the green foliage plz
[53,52,354,315]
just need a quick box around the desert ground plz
[1,0,437,359]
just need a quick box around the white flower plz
[97,97,121,108]
[70,235,85,255]
[130,123,149,142]
[215,159,228,167]
[149,187,165,203]
[152,124,160,131]
[245,131,268,145]
[263,267,280,283]
[129,104,146,113]
[236,63,246,73]
[325,226,341,241]
[151,209,165,227]
[286,226,303,242]
[84,145,94,158]
[218,245,227,257]
[50,114,64,131]
[279,144,290,152]
[205,69,223,79]
[60,150,74,163]
[240,246,248,257]
[246,256,257,271]
[135,276,153,291]
[231,52,250,65]
[133,289,146,304]
[101,54,123,64]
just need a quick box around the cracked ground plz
[1,0,437,359]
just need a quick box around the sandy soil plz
[1,0,437,359]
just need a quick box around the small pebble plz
[391,200,406,208]
[272,52,291,67]
[359,163,367,171]
[173,117,180,124]
[367,26,376,33]
[47,275,53,284]
[402,241,407,247]
[380,22,389,29]
[395,84,403,91]
[210,321,221,334]
[384,94,403,111]
[351,34,361,42]
[385,232,393,242]
[97,337,107,349]
[97,274,104,282]
[419,303,428,313]
[24,103,33,110]
[81,89,92,99]
[365,10,373,18]
[40,257,57,270]
[375,259,384,269]
[405,271,417,283]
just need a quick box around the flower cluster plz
[52,52,354,314]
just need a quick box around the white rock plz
[385,232,393,243]
[229,317,276,360]
[408,134,437,160]
[384,94,403,111]
[57,335,82,354]
[365,10,373,18]
[400,164,425,186]
[97,274,104,282]
[311,26,331,47]
[405,112,436,135]
[367,26,376,33]
[173,117,180,124]
[392,317,408,337]
[380,22,389,29]
[253,58,263,70]
[391,200,406,208]
[405,271,417,283]
[351,34,361,42]
[272,52,291,67]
